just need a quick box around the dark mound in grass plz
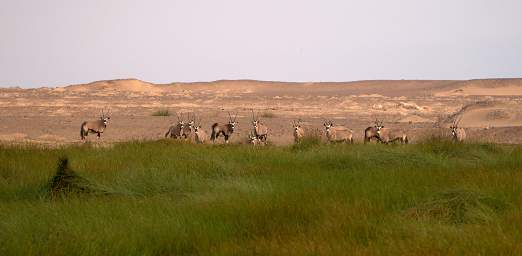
[48,157,110,197]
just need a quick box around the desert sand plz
[0,78,521,145]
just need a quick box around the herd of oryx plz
[80,108,467,144]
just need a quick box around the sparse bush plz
[405,189,508,224]
[151,109,170,116]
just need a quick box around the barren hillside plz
[0,78,521,145]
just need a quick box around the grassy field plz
[1,139,521,255]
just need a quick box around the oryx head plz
[175,112,185,133]
[292,119,302,132]
[194,115,202,133]
[186,113,195,129]
[100,108,111,125]
[228,111,238,130]
[323,119,334,132]
[374,119,384,134]
[450,117,461,136]
[251,109,260,129]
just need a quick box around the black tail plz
[164,127,171,138]
[210,123,219,141]
[80,122,86,140]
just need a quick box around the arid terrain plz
[1,78,521,145]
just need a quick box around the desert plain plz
[0,78,521,145]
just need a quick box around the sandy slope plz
[0,78,521,145]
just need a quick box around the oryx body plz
[193,115,207,144]
[210,112,238,144]
[364,125,380,143]
[292,120,305,143]
[324,121,353,144]
[165,112,186,139]
[376,128,408,144]
[450,117,466,142]
[194,126,207,144]
[80,109,111,140]
[251,110,268,142]
[182,114,195,140]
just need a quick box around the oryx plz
[164,112,185,139]
[251,109,268,143]
[210,112,238,144]
[80,108,111,140]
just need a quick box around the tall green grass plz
[1,141,521,255]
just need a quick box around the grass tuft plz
[151,109,171,116]
[405,189,509,224]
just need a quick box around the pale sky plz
[1,0,521,88]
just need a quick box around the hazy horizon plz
[1,0,522,88]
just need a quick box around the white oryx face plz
[187,120,195,129]
[375,124,384,134]
[450,126,457,136]
[323,122,333,132]
[229,121,237,130]
[103,116,111,125]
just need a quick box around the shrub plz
[152,109,170,116]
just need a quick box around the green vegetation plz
[1,140,521,255]
[151,109,171,116]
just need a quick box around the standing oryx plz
[182,113,195,140]
[251,109,268,143]
[323,120,354,144]
[292,119,305,143]
[80,108,111,140]
[450,117,466,142]
[164,112,185,139]
[364,119,382,143]
[211,112,238,144]
[374,120,409,144]
[193,116,208,144]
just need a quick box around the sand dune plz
[62,79,167,95]
[39,78,522,98]
[435,79,522,96]
[1,78,521,145]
